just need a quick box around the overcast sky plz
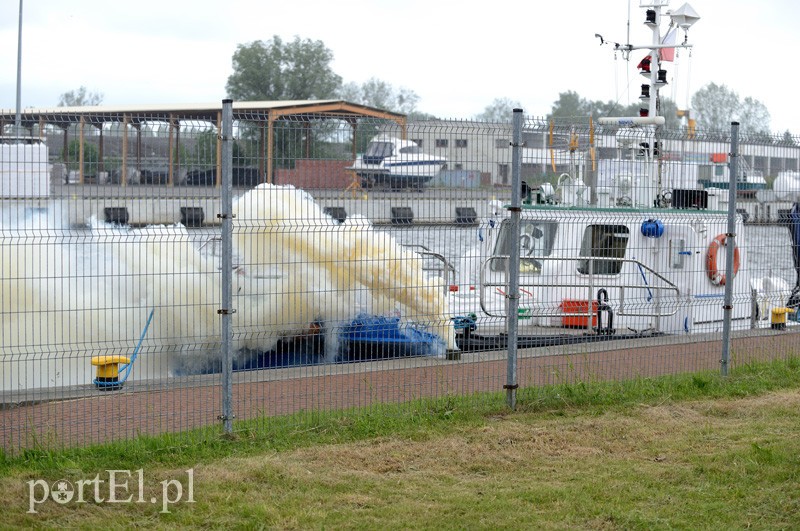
[0,0,796,133]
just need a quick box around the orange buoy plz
[706,233,740,286]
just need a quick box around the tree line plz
[59,35,780,137]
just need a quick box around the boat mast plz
[602,1,699,120]
[597,1,700,205]
[645,2,666,199]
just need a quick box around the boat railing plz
[479,255,681,326]
[403,244,456,292]
[197,235,221,256]
[197,238,455,290]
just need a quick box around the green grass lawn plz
[2,357,799,529]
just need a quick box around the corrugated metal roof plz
[0,100,406,126]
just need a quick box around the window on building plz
[411,139,423,147]
[435,139,449,148]
[577,224,630,275]
[455,139,468,148]
[521,131,541,146]
[495,138,509,149]
[498,164,509,185]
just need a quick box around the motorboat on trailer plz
[349,135,447,189]
[448,0,792,349]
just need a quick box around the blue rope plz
[118,308,155,384]
[634,257,654,302]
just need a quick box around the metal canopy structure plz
[0,100,407,185]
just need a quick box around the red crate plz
[561,299,598,327]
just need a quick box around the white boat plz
[447,1,790,348]
[449,191,788,343]
[349,135,447,190]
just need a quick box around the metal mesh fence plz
[2,106,799,454]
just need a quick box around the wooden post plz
[259,121,265,184]
[136,124,142,176]
[122,114,129,186]
[62,125,69,177]
[351,120,358,160]
[304,122,311,158]
[168,113,175,186]
[98,125,105,175]
[171,116,180,186]
[79,116,85,184]
[267,113,274,185]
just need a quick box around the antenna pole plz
[15,0,23,135]
[626,0,631,50]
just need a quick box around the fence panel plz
[2,107,800,454]
[1,110,228,452]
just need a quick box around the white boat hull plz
[349,135,446,189]
[448,204,787,344]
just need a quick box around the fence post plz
[220,99,235,432]
[505,109,524,409]
[721,121,740,376]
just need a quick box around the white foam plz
[1,184,455,391]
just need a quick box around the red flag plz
[660,28,677,62]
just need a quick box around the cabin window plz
[435,139,449,148]
[577,224,629,275]
[491,220,558,274]
[411,138,423,147]
[398,145,423,155]
[364,142,393,158]
[455,139,468,148]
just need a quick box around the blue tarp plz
[338,314,443,359]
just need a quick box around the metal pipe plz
[505,108,523,410]
[721,122,740,376]
[220,99,235,433]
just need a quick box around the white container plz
[633,174,652,208]
[560,174,589,206]
[596,187,612,208]
[705,187,722,211]
[1,141,50,198]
